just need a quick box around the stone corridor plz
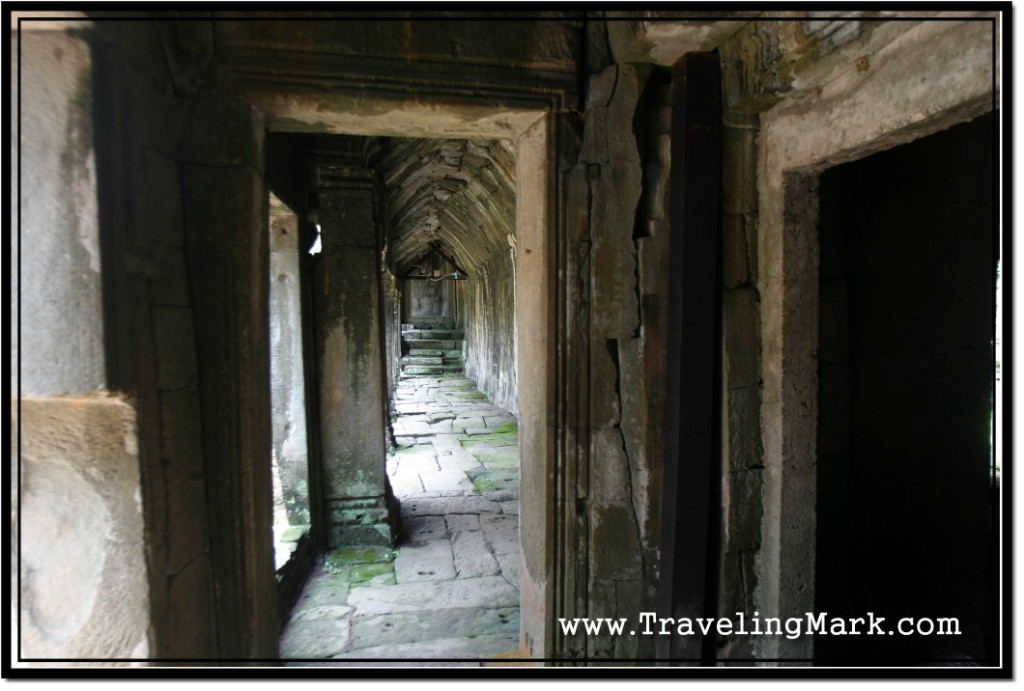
[280,371,521,663]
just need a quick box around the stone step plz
[403,338,463,351]
[403,356,443,366]
[403,365,443,376]
[403,330,465,341]
[408,349,444,357]
[443,357,463,365]
[402,321,456,331]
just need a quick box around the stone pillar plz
[311,149,395,548]
[270,203,311,527]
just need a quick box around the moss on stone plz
[460,432,518,447]
[326,545,396,569]
[472,450,519,467]
[349,562,394,583]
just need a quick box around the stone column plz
[311,149,396,548]
[270,204,310,527]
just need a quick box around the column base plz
[325,494,397,548]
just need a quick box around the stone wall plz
[714,109,763,663]
[725,16,994,662]
[13,18,151,664]
[460,253,518,415]
[403,278,449,320]
[14,21,105,397]
[553,62,667,660]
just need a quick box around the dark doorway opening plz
[815,112,997,664]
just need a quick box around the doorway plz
[272,118,553,661]
[815,112,996,664]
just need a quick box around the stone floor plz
[280,373,521,665]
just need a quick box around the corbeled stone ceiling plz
[375,137,516,277]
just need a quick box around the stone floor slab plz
[335,632,519,661]
[480,514,519,555]
[400,515,447,542]
[393,539,456,583]
[345,576,518,615]
[280,617,352,659]
[418,467,474,493]
[451,529,501,579]
[495,552,520,589]
[350,607,518,649]
[399,494,503,518]
[444,514,481,533]
[499,501,520,516]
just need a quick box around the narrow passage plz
[281,328,521,663]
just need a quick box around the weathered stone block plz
[330,524,392,547]
[326,495,395,548]
[722,288,762,388]
[590,505,642,582]
[614,579,643,659]
[159,388,205,478]
[582,66,643,340]
[183,97,264,171]
[152,306,199,390]
[18,395,153,661]
[721,123,759,215]
[724,469,763,553]
[167,474,210,574]
[589,428,632,506]
[725,386,763,471]
[166,553,214,658]
[722,213,751,289]
[589,342,621,428]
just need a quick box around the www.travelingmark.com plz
[558,612,962,640]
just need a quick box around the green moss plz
[452,392,487,400]
[350,562,394,582]
[489,421,518,434]
[460,432,518,447]
[472,451,519,467]
[326,545,396,569]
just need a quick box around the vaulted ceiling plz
[374,137,516,277]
